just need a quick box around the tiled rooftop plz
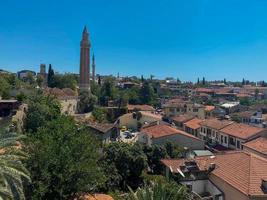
[220,122,264,140]
[142,124,201,140]
[172,114,195,123]
[127,104,155,111]
[200,118,233,130]
[184,118,204,130]
[243,137,267,155]
[161,151,267,197]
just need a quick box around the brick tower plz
[79,26,91,91]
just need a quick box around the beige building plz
[162,151,267,200]
[200,118,233,142]
[45,88,78,115]
[118,111,161,130]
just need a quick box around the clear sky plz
[1,0,267,81]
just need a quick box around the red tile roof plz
[200,118,233,130]
[220,123,264,140]
[204,105,215,112]
[161,151,267,197]
[142,124,201,140]
[76,194,114,200]
[127,104,155,111]
[184,118,204,130]
[243,137,267,155]
[172,114,195,123]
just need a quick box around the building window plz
[224,136,227,144]
[229,137,235,146]
[221,135,223,143]
[236,140,241,149]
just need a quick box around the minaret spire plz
[92,53,96,82]
[79,26,91,91]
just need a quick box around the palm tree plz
[0,132,30,199]
[127,181,188,200]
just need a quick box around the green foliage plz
[25,91,61,133]
[143,142,184,174]
[36,75,44,87]
[78,91,97,113]
[16,92,27,102]
[0,75,11,99]
[24,72,36,85]
[0,132,30,200]
[140,81,156,105]
[143,145,168,174]
[47,64,55,88]
[100,142,147,191]
[52,73,78,90]
[92,107,107,122]
[231,114,242,123]
[125,86,142,105]
[127,180,188,200]
[165,141,184,159]
[26,116,104,199]
[99,78,118,106]
[239,97,252,106]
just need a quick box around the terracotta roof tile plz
[161,151,267,197]
[184,118,204,130]
[200,118,233,130]
[127,104,155,111]
[77,194,114,200]
[243,137,267,155]
[172,114,195,123]
[220,123,264,140]
[142,124,201,140]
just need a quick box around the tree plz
[127,180,188,200]
[36,75,44,87]
[25,91,61,133]
[231,114,242,123]
[239,97,251,106]
[52,73,78,90]
[202,77,206,85]
[100,142,147,190]
[126,86,141,105]
[140,81,155,105]
[141,75,144,83]
[26,116,104,199]
[164,141,184,159]
[99,78,118,106]
[224,78,226,85]
[242,78,245,85]
[92,107,107,122]
[0,75,11,99]
[25,72,35,85]
[47,64,55,87]
[98,76,101,85]
[255,88,259,98]
[0,132,30,200]
[197,78,200,85]
[143,145,168,174]
[78,91,97,113]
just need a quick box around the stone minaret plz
[79,26,91,91]
[92,53,96,82]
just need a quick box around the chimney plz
[208,163,216,173]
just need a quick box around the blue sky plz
[1,0,267,81]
